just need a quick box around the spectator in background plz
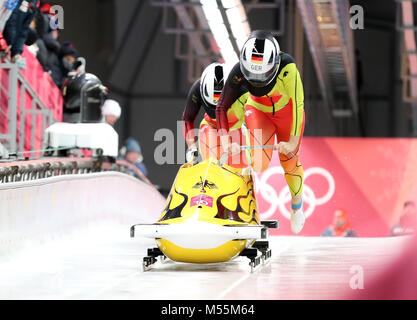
[37,3,61,70]
[321,209,358,237]
[0,0,19,52]
[24,14,38,56]
[39,2,54,18]
[59,42,77,71]
[101,99,121,126]
[42,21,59,69]
[48,41,77,88]
[3,0,39,69]
[31,4,48,68]
[119,137,148,177]
[24,6,50,57]
[38,6,81,87]
[390,201,417,237]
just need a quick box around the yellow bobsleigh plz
[131,157,278,272]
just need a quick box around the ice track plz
[0,223,410,300]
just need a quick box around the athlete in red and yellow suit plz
[182,79,250,168]
[216,52,305,208]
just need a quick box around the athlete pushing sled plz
[130,30,306,272]
[216,30,306,234]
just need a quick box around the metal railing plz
[150,0,285,83]
[0,60,55,155]
[297,0,358,118]
[0,157,155,188]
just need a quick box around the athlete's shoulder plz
[229,62,245,85]
[238,86,249,99]
[277,52,296,73]
[188,78,202,104]
[190,78,201,92]
[280,52,296,66]
[277,52,299,80]
[235,87,250,106]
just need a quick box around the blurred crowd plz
[320,201,416,238]
[0,0,148,177]
[0,1,82,87]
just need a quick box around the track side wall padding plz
[0,172,166,252]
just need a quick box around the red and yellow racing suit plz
[182,79,250,168]
[216,52,305,197]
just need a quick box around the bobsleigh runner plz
[130,150,279,272]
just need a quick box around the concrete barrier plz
[0,171,166,253]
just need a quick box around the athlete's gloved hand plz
[228,142,241,156]
[275,141,297,156]
[220,135,241,156]
[186,148,199,163]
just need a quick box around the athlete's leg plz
[271,103,306,233]
[244,105,277,173]
[277,132,305,204]
[198,122,220,161]
[228,128,249,168]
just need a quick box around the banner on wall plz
[255,137,417,237]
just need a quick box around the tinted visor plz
[241,62,278,87]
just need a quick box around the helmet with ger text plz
[240,30,281,88]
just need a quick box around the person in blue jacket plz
[119,137,148,177]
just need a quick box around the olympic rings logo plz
[254,166,335,220]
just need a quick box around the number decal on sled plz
[190,195,213,208]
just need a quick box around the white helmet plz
[200,63,229,107]
[240,30,280,87]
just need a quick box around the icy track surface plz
[0,223,410,300]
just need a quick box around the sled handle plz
[217,145,297,167]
